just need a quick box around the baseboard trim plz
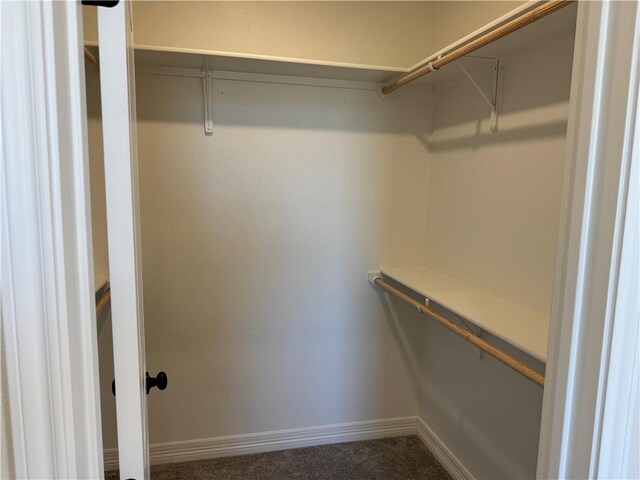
[104,416,417,470]
[105,416,475,479]
[416,417,474,480]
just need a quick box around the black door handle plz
[146,371,168,394]
[111,371,168,396]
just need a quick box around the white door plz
[97,1,149,478]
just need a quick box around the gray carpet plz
[105,435,452,479]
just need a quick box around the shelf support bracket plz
[456,59,499,132]
[201,58,214,136]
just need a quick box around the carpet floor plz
[105,435,453,480]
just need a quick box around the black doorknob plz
[146,371,168,394]
[111,371,168,396]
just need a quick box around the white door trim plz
[1,1,104,478]
[2,1,638,478]
[537,1,640,478]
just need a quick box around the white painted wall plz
[83,1,439,68]
[433,1,525,52]
[135,76,428,445]
[425,39,574,315]
[83,1,526,69]
[85,3,574,478]
[405,32,575,480]
[88,74,432,449]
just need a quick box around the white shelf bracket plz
[456,59,499,132]
[202,58,214,136]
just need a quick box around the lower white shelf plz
[380,266,549,362]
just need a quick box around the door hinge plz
[81,1,119,7]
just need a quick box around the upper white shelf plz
[85,43,405,84]
[380,266,549,362]
[84,2,576,88]
[134,46,408,83]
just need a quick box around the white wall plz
[134,76,428,445]
[405,33,575,480]
[433,1,525,52]
[425,39,574,315]
[83,1,526,69]
[83,1,439,68]
[85,4,573,478]
[87,72,432,449]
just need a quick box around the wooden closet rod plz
[382,0,573,95]
[373,276,545,387]
[84,47,99,68]
[95,282,111,317]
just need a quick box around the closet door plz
[98,1,149,478]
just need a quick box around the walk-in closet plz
[84,1,584,478]
[4,0,639,478]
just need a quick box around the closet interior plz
[87,1,578,478]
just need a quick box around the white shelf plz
[85,43,405,84]
[83,2,576,88]
[380,266,549,362]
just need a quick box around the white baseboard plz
[105,416,475,479]
[104,416,417,470]
[416,417,474,480]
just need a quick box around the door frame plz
[537,1,640,478]
[1,1,103,478]
[1,1,638,479]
